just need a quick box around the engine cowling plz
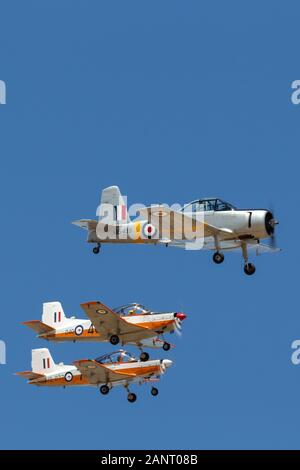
[247,210,275,239]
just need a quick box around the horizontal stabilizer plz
[15,371,45,381]
[22,320,55,336]
[72,219,97,230]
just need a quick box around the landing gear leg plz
[213,235,224,264]
[124,384,137,403]
[242,242,256,276]
[93,243,101,254]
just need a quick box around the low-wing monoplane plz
[23,301,186,360]
[16,348,172,402]
[73,185,280,275]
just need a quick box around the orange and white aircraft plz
[16,348,173,402]
[23,301,186,361]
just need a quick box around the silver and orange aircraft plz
[16,348,172,402]
[73,185,280,275]
[23,301,186,361]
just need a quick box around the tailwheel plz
[151,387,159,397]
[213,252,224,264]
[127,392,137,403]
[140,351,150,362]
[109,334,120,345]
[163,342,171,351]
[92,244,101,254]
[244,263,256,276]
[100,385,110,395]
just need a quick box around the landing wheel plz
[163,342,171,351]
[109,334,120,346]
[140,351,150,362]
[244,263,256,276]
[93,245,100,254]
[151,387,159,396]
[100,385,109,395]
[213,252,224,264]
[127,392,137,403]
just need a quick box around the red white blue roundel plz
[75,325,84,336]
[143,223,157,238]
[64,372,73,382]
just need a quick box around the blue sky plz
[0,0,299,449]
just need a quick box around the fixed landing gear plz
[127,392,137,403]
[140,351,150,362]
[92,243,101,254]
[100,384,110,395]
[213,252,224,264]
[244,263,256,276]
[109,334,120,346]
[241,242,256,276]
[163,342,171,351]
[151,387,159,397]
[124,383,137,403]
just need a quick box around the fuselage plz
[88,209,274,244]
[29,359,163,388]
[41,312,177,343]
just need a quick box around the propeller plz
[173,312,187,336]
[160,359,173,375]
[160,361,166,374]
[174,317,183,336]
[268,206,279,250]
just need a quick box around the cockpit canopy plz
[95,350,137,364]
[113,303,151,316]
[181,198,236,213]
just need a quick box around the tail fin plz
[42,301,66,328]
[97,185,130,223]
[31,348,57,374]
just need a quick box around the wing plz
[138,205,234,240]
[163,239,206,250]
[80,301,155,341]
[248,242,282,255]
[72,219,97,230]
[74,360,136,385]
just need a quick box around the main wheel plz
[109,334,120,345]
[140,351,150,362]
[127,392,137,403]
[100,385,110,395]
[244,263,256,276]
[163,342,171,351]
[93,246,100,254]
[151,387,159,396]
[213,252,224,264]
